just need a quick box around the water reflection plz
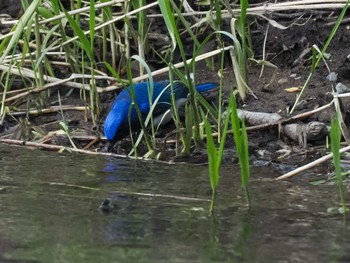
[103,161,131,182]
[0,145,349,262]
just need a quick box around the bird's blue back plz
[104,81,217,141]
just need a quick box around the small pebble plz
[326,72,337,82]
[278,78,288,85]
[335,82,350,94]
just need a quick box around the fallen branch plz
[237,109,282,125]
[164,103,334,144]
[243,100,334,132]
[283,121,328,146]
[238,105,332,144]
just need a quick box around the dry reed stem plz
[10,106,87,116]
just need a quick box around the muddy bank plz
[0,2,349,166]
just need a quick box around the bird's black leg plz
[101,140,115,152]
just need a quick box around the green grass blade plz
[240,120,250,187]
[217,104,231,166]
[230,93,251,205]
[330,116,347,214]
[104,62,127,87]
[213,0,222,30]
[63,9,93,62]
[90,0,96,51]
[203,111,219,214]
[239,0,249,80]
[157,0,177,50]
[203,114,219,191]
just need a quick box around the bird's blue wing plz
[195,82,218,93]
[104,94,131,140]
[131,82,152,114]
[151,81,188,115]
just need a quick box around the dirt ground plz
[239,12,350,164]
[1,3,350,163]
[246,14,350,115]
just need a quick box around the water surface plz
[0,145,349,262]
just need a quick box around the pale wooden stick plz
[0,138,137,160]
[275,145,350,180]
[10,106,87,116]
[333,92,350,98]
[0,138,179,165]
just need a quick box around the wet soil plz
[1,3,350,164]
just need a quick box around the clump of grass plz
[203,92,251,214]
[0,0,40,121]
[202,98,230,214]
[63,1,99,125]
[195,0,252,100]
[158,0,204,146]
[157,0,252,156]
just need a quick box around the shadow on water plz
[0,145,349,262]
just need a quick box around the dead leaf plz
[285,87,302,92]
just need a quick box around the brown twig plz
[83,137,100,150]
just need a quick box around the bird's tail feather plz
[195,82,218,93]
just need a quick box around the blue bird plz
[104,80,218,141]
